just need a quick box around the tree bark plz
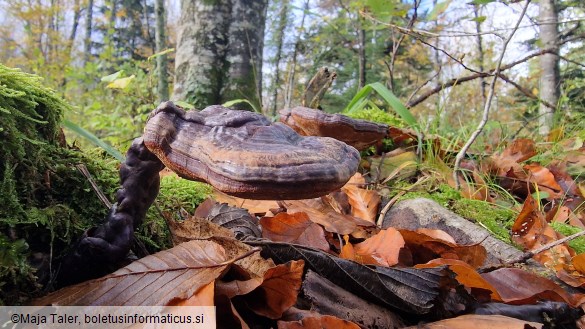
[67,0,81,57]
[222,0,268,111]
[270,0,290,116]
[173,0,231,108]
[538,0,559,135]
[154,0,169,102]
[473,4,486,102]
[357,17,366,90]
[83,0,93,65]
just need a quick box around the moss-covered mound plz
[0,64,120,304]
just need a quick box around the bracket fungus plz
[279,106,388,150]
[63,101,361,282]
[143,102,360,200]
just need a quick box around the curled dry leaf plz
[403,314,542,329]
[340,228,405,267]
[33,240,235,306]
[244,260,305,319]
[481,268,580,306]
[399,229,487,268]
[511,194,572,271]
[342,182,380,223]
[277,314,361,329]
[260,212,329,251]
[416,259,501,302]
[169,280,215,306]
[213,190,281,216]
[283,199,360,235]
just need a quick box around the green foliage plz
[62,119,125,161]
[140,176,212,251]
[344,82,419,128]
[0,236,36,305]
[345,105,403,126]
[550,222,585,254]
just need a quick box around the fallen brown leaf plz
[260,212,329,251]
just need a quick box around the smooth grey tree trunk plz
[154,0,169,102]
[223,0,268,111]
[473,4,486,103]
[538,0,560,135]
[173,0,231,107]
[173,0,267,111]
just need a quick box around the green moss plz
[400,184,516,243]
[346,107,402,126]
[0,64,121,304]
[139,176,212,251]
[550,222,585,254]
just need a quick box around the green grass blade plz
[368,82,418,127]
[62,119,125,162]
[222,99,260,113]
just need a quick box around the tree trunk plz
[83,0,93,65]
[154,0,169,102]
[67,0,81,57]
[538,0,559,135]
[222,0,268,111]
[357,17,366,90]
[173,0,231,108]
[270,0,290,116]
[284,0,309,110]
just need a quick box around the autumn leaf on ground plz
[33,240,239,306]
[399,229,487,268]
[260,212,329,251]
[340,229,405,267]
[169,280,215,306]
[500,138,537,163]
[213,190,281,215]
[403,314,542,329]
[511,194,572,271]
[283,199,360,235]
[524,163,564,199]
[243,260,305,319]
[277,314,360,329]
[481,267,584,307]
[342,182,380,223]
[416,259,501,302]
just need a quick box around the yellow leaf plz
[107,75,135,89]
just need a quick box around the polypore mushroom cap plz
[143,102,360,200]
[279,106,388,150]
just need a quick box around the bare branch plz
[453,0,532,190]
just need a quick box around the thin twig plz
[76,164,112,209]
[453,0,531,190]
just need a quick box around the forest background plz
[1,0,584,152]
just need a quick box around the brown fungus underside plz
[279,106,388,151]
[144,102,360,200]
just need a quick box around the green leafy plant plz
[344,82,419,128]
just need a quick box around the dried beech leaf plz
[283,199,359,234]
[416,228,456,244]
[244,260,305,319]
[511,195,572,270]
[260,212,329,251]
[169,280,215,306]
[501,138,537,162]
[342,184,380,223]
[399,230,487,268]
[403,314,542,329]
[351,228,405,267]
[255,241,454,314]
[213,190,281,215]
[481,268,576,306]
[277,314,361,329]
[203,201,262,238]
[524,163,563,199]
[416,259,501,302]
[33,240,232,306]
[573,254,585,275]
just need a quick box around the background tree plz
[173,0,268,111]
[538,0,560,135]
